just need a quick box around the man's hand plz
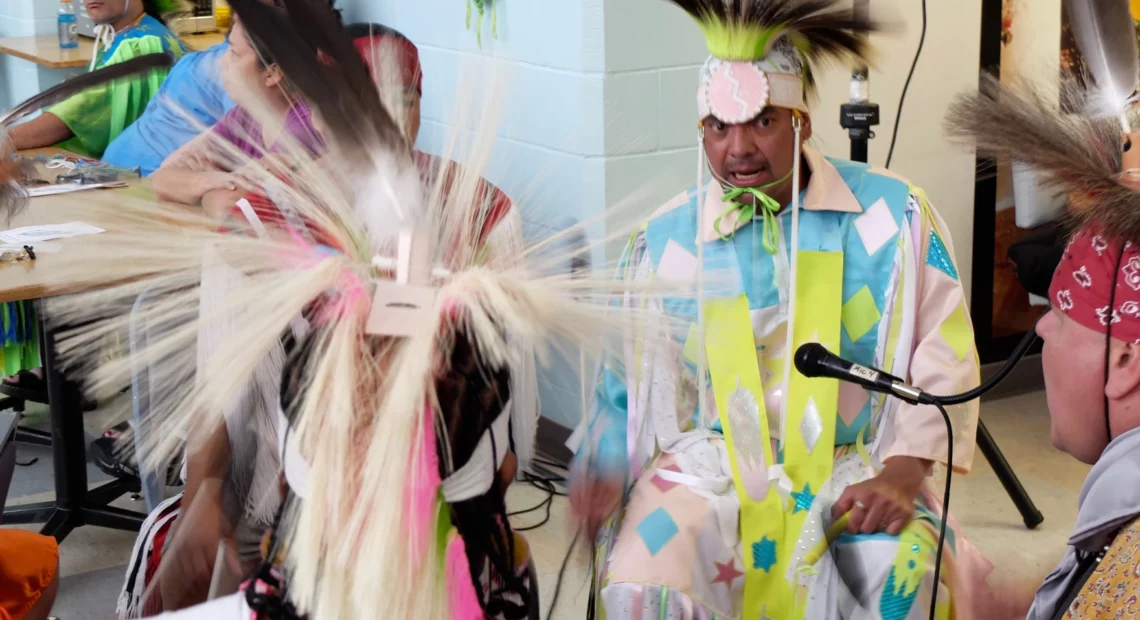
[569,472,624,542]
[831,456,929,536]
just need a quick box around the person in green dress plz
[4,0,186,387]
[8,0,187,158]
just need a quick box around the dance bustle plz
[1063,0,1139,130]
[33,1,692,619]
[944,73,1140,242]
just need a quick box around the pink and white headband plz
[697,38,808,124]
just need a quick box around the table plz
[0,175,164,540]
[0,33,225,70]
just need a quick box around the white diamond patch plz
[853,198,900,256]
[800,396,823,454]
[657,239,698,283]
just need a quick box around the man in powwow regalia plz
[571,1,994,617]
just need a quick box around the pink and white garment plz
[580,150,998,619]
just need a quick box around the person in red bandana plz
[947,69,1140,618]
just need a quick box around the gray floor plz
[5,403,143,619]
[4,390,1096,619]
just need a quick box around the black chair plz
[0,412,17,514]
[0,379,52,448]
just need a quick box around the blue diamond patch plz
[636,507,679,556]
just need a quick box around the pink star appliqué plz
[711,559,744,588]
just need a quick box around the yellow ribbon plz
[801,511,853,568]
[715,170,792,253]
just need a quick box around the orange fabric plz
[0,530,58,620]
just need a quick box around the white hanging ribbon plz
[439,400,512,503]
[89,23,116,72]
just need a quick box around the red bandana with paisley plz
[1050,227,1140,341]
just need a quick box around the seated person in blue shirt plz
[102,40,235,176]
[7,0,187,158]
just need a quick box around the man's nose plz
[727,126,754,157]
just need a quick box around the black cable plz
[884,0,928,169]
[935,324,1039,406]
[508,471,567,531]
[545,527,582,620]
[927,401,953,620]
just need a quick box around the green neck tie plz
[714,170,792,254]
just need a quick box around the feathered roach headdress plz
[666,0,879,122]
[943,0,1140,244]
[943,73,1140,239]
[27,2,679,620]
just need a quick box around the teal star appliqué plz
[751,536,777,572]
[791,482,815,514]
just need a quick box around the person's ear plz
[264,64,284,89]
[1106,339,1140,400]
[799,111,812,141]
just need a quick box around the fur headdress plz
[944,73,1140,244]
[664,0,880,120]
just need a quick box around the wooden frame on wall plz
[969,0,1046,365]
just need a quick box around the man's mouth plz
[728,167,770,186]
[87,1,104,10]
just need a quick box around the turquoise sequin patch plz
[926,231,959,281]
[752,536,777,572]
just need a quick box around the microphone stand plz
[840,67,878,164]
[840,0,878,163]
[837,0,1043,532]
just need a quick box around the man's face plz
[85,0,129,25]
[1038,308,1110,463]
[702,107,811,200]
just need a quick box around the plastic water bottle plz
[58,0,78,50]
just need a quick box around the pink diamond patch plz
[838,381,870,426]
[651,464,683,493]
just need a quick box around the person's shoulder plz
[647,186,701,221]
[212,105,248,136]
[824,156,914,190]
[171,42,224,69]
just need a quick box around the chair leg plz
[0,397,24,413]
[15,426,51,448]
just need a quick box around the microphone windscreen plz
[794,343,828,378]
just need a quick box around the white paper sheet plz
[25,181,127,198]
[0,222,104,245]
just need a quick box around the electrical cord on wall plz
[884,0,928,168]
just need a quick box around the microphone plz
[793,343,934,405]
